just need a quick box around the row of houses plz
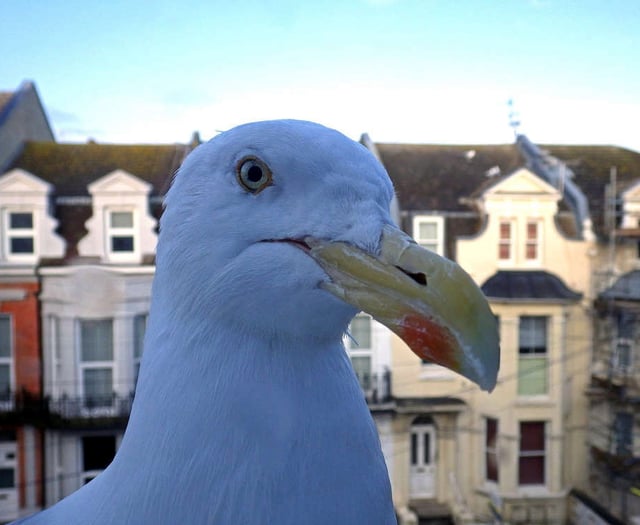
[1,80,639,523]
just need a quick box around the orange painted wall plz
[0,279,43,509]
[0,281,41,396]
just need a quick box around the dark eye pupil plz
[247,165,263,183]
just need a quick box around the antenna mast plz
[507,98,521,140]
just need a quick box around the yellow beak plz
[306,224,500,391]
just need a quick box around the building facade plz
[2,83,640,522]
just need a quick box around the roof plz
[599,270,640,302]
[481,270,582,301]
[376,143,523,212]
[4,141,191,260]
[8,141,189,197]
[539,144,640,239]
[0,91,13,114]
[374,140,640,240]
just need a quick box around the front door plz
[410,423,436,498]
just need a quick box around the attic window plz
[498,220,514,262]
[108,211,135,254]
[3,210,36,260]
[412,216,444,256]
[525,220,541,261]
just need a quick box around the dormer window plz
[6,211,35,256]
[0,169,65,265]
[108,211,135,254]
[412,216,444,256]
[78,170,157,263]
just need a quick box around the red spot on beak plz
[400,314,461,371]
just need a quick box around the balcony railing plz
[0,390,134,427]
[354,369,392,405]
[47,393,134,420]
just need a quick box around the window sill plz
[477,485,563,500]
[515,396,554,407]
[419,365,455,381]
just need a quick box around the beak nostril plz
[396,266,427,287]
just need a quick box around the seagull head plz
[156,119,499,390]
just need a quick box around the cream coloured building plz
[355,136,640,524]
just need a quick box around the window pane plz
[82,436,116,471]
[133,315,147,359]
[80,320,113,361]
[499,243,510,260]
[10,237,34,254]
[0,365,10,397]
[410,433,417,465]
[419,222,437,240]
[519,317,547,354]
[526,243,537,259]
[486,418,499,481]
[111,236,134,252]
[0,468,15,489]
[83,368,113,407]
[423,433,431,464]
[0,317,10,358]
[527,222,538,240]
[519,456,545,484]
[499,222,511,239]
[519,421,545,485]
[349,316,371,348]
[350,355,371,390]
[9,212,33,229]
[520,422,545,451]
[110,211,133,228]
[617,311,634,339]
[518,357,547,395]
[615,341,632,369]
[614,413,633,456]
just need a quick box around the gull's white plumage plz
[18,120,398,524]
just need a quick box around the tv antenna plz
[507,98,521,139]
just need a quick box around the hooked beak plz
[306,224,500,392]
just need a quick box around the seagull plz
[17,120,499,524]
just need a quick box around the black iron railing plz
[354,370,392,405]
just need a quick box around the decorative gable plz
[78,170,157,264]
[457,166,592,286]
[0,169,65,265]
[484,168,560,201]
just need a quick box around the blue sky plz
[3,0,640,150]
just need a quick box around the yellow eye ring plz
[236,156,273,194]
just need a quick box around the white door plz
[410,424,436,498]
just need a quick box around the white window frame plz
[2,209,37,263]
[0,315,14,409]
[133,314,147,389]
[346,314,374,392]
[412,215,445,256]
[498,218,515,265]
[105,209,137,262]
[78,319,115,415]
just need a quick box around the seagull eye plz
[236,157,273,194]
